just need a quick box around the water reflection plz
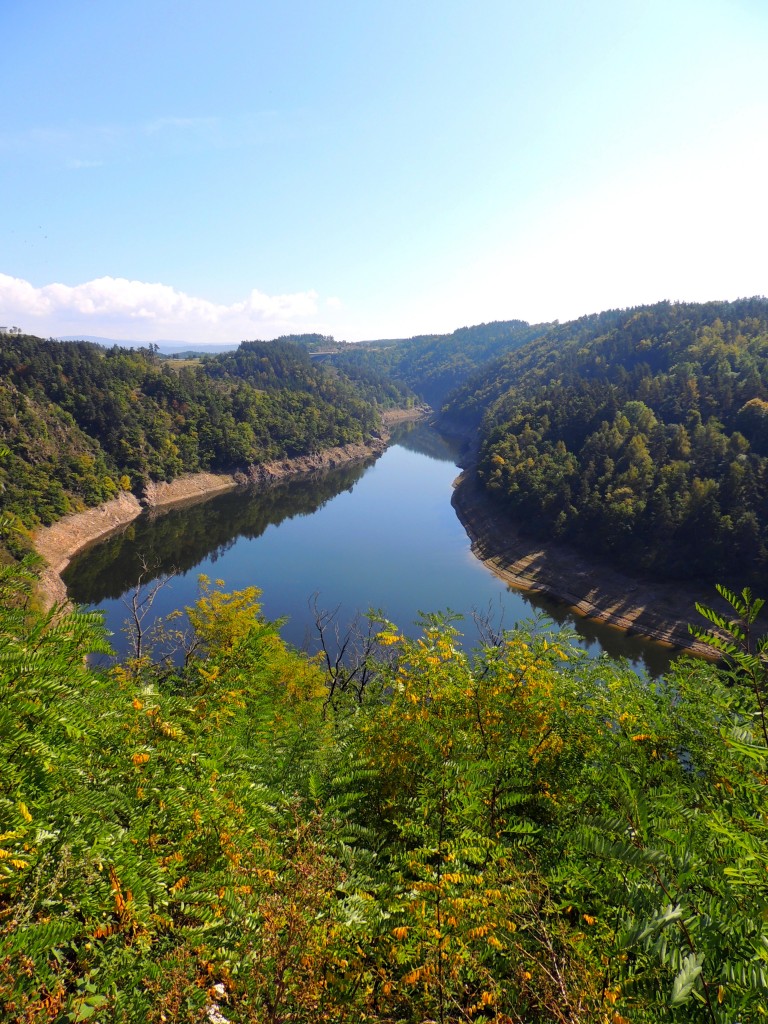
[390,420,461,462]
[64,458,373,604]
[518,594,680,677]
[64,423,681,677]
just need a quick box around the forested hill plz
[329,319,549,408]
[442,298,768,585]
[0,333,391,545]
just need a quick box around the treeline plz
[2,554,767,1021]
[329,319,547,408]
[442,299,768,586]
[0,333,389,541]
[210,336,412,410]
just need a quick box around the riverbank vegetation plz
[1,552,767,1022]
[442,298,768,589]
[0,333,394,553]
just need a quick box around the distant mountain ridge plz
[56,335,239,354]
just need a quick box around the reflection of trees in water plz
[63,432,675,677]
[389,421,460,463]
[464,590,674,677]
[64,459,372,604]
[516,589,675,677]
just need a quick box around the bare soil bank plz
[33,437,390,611]
[241,438,386,488]
[451,469,716,657]
[381,405,431,426]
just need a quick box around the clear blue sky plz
[2,0,767,343]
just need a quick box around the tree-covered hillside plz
[208,337,411,410]
[331,320,549,408]
[442,299,768,586]
[0,333,388,544]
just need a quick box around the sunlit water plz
[64,423,678,674]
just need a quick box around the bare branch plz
[472,599,509,648]
[121,555,177,663]
[308,594,387,713]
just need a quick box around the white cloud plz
[0,273,327,343]
[326,296,343,309]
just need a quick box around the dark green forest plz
[440,299,768,588]
[326,320,547,409]
[0,334,392,552]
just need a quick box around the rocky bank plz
[32,437,390,611]
[451,468,717,657]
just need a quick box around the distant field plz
[161,356,201,370]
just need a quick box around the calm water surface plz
[64,424,677,674]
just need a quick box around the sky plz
[2,0,767,344]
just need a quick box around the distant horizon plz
[0,292,762,353]
[2,1,766,344]
[2,273,766,348]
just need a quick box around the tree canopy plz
[442,299,768,587]
[0,333,391,552]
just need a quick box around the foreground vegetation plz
[2,546,767,1022]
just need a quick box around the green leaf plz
[69,994,108,1022]
[670,952,703,1006]
[632,903,684,944]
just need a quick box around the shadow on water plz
[64,458,373,605]
[518,592,680,678]
[64,423,682,677]
[389,420,462,463]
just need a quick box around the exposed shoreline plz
[451,468,716,658]
[33,405,714,661]
[32,433,397,611]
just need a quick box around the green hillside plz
[330,319,549,408]
[442,299,768,587]
[0,333,389,552]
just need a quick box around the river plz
[63,422,677,674]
